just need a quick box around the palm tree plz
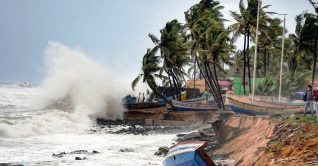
[230,0,273,94]
[308,0,318,88]
[256,73,275,95]
[289,12,316,76]
[131,47,177,110]
[184,0,227,110]
[279,66,311,96]
[148,19,190,101]
[258,17,283,76]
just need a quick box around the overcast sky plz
[0,0,315,84]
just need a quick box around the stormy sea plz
[0,42,201,166]
[0,42,232,166]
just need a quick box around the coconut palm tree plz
[184,0,227,109]
[258,17,283,76]
[289,12,316,76]
[256,73,275,95]
[131,47,177,110]
[308,0,318,88]
[148,19,190,101]
[229,0,273,94]
[279,66,311,96]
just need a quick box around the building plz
[185,79,231,93]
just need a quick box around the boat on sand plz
[228,97,303,116]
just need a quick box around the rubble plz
[255,116,318,165]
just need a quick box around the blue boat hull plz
[163,141,214,166]
[163,150,207,166]
[228,97,303,116]
[174,105,218,111]
[230,104,268,116]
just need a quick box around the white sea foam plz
[0,42,141,138]
[0,132,176,165]
[35,41,127,120]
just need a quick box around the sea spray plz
[36,41,127,120]
[0,42,135,138]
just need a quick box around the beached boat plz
[228,97,303,116]
[127,101,161,109]
[172,105,219,111]
[183,93,211,102]
[167,100,218,111]
[163,141,215,166]
[155,91,187,105]
[122,95,137,104]
[252,99,304,109]
[171,100,217,108]
[124,92,187,109]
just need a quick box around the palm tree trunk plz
[205,61,223,109]
[148,82,177,111]
[312,24,318,88]
[267,52,270,70]
[196,59,222,109]
[168,74,174,99]
[172,72,182,101]
[264,49,267,76]
[204,64,221,109]
[243,34,247,95]
[170,71,179,100]
[292,57,296,76]
[247,28,252,94]
[210,62,225,110]
[194,56,196,89]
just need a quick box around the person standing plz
[313,85,318,120]
[304,85,314,116]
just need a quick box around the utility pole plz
[278,14,288,102]
[251,0,260,104]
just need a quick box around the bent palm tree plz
[149,19,190,101]
[132,47,177,110]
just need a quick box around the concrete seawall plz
[124,107,233,126]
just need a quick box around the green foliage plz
[284,116,318,126]
[256,73,275,95]
[133,0,318,110]
[279,66,311,96]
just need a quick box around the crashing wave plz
[16,82,32,88]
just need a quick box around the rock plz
[70,150,88,154]
[176,134,186,137]
[154,146,169,156]
[93,150,100,154]
[275,158,284,163]
[75,157,82,160]
[52,152,66,158]
[83,157,87,160]
[119,148,134,152]
[283,147,293,158]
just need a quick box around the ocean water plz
[0,83,176,166]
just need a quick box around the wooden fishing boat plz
[228,97,303,116]
[171,100,217,108]
[124,92,187,108]
[155,91,187,105]
[163,141,215,166]
[183,93,211,102]
[167,100,218,111]
[252,99,304,109]
[172,105,219,111]
[127,101,161,109]
[121,95,137,104]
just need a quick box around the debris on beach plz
[255,116,318,165]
